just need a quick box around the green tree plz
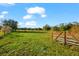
[53,26,60,31]
[65,23,73,31]
[59,23,72,31]
[3,19,18,31]
[0,26,2,30]
[43,24,51,31]
[72,21,79,26]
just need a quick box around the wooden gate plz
[53,31,79,46]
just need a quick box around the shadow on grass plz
[15,31,47,33]
[0,36,4,39]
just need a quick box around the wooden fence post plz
[64,31,67,45]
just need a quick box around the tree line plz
[0,19,79,33]
[53,22,79,31]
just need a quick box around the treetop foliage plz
[2,19,18,31]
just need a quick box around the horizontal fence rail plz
[53,31,79,46]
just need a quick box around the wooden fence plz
[52,31,79,46]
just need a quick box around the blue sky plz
[0,3,79,28]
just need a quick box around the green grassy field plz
[0,31,4,38]
[0,31,79,56]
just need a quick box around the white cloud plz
[0,11,8,19]
[18,21,37,28]
[1,11,8,15]
[24,6,47,18]
[27,6,45,15]
[23,6,47,20]
[41,14,47,18]
[23,15,32,20]
[18,22,23,26]
[0,15,4,19]
[25,21,36,26]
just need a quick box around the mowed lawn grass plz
[0,31,79,56]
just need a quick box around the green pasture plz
[0,31,79,56]
[0,31,4,37]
